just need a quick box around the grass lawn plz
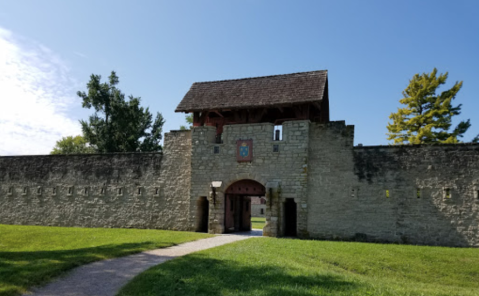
[251,217,265,229]
[0,224,212,296]
[119,238,479,296]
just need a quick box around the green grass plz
[119,238,479,296]
[251,217,265,229]
[0,224,212,296]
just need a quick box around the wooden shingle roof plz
[175,70,328,112]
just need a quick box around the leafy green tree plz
[387,68,478,144]
[51,135,95,154]
[180,114,193,130]
[77,71,165,152]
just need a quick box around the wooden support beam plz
[212,110,224,117]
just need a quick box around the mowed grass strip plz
[0,224,212,296]
[251,217,265,229]
[119,238,479,296]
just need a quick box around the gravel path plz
[24,231,261,296]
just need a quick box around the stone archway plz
[224,179,266,233]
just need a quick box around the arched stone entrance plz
[224,179,265,233]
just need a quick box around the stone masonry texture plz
[1,122,478,247]
[0,130,192,230]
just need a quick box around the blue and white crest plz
[239,143,249,157]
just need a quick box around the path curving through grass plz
[0,224,212,296]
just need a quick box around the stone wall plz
[0,130,192,230]
[251,205,266,217]
[251,197,266,217]
[189,121,310,237]
[307,121,479,247]
[1,119,478,247]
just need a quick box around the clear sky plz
[1,0,478,155]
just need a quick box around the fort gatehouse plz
[1,70,478,247]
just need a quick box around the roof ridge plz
[192,69,327,85]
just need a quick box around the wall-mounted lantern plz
[210,181,222,205]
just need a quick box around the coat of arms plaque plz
[236,140,253,162]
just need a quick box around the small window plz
[137,187,141,195]
[273,125,283,141]
[155,187,160,195]
[214,146,219,154]
[23,187,28,195]
[52,187,57,195]
[273,144,279,152]
[37,187,42,195]
[117,188,123,196]
[84,187,88,196]
[7,187,13,195]
[68,186,73,196]
[100,187,105,195]
[260,208,264,214]
[416,189,421,199]
[445,188,451,199]
[385,190,389,198]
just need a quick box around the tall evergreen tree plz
[77,71,165,152]
[387,68,478,144]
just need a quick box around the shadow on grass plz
[119,254,364,296]
[0,242,168,296]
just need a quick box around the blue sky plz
[1,1,478,154]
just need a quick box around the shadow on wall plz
[351,145,479,247]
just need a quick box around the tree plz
[51,135,96,154]
[179,114,193,130]
[387,68,478,144]
[77,71,165,153]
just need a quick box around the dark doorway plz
[284,198,297,236]
[196,196,209,233]
[224,180,265,233]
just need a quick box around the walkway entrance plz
[284,198,297,236]
[224,179,265,233]
[195,196,209,233]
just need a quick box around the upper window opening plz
[273,125,283,141]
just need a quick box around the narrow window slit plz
[445,188,451,199]
[137,187,141,195]
[386,190,389,198]
[416,189,421,199]
[68,187,73,195]
[155,187,159,195]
